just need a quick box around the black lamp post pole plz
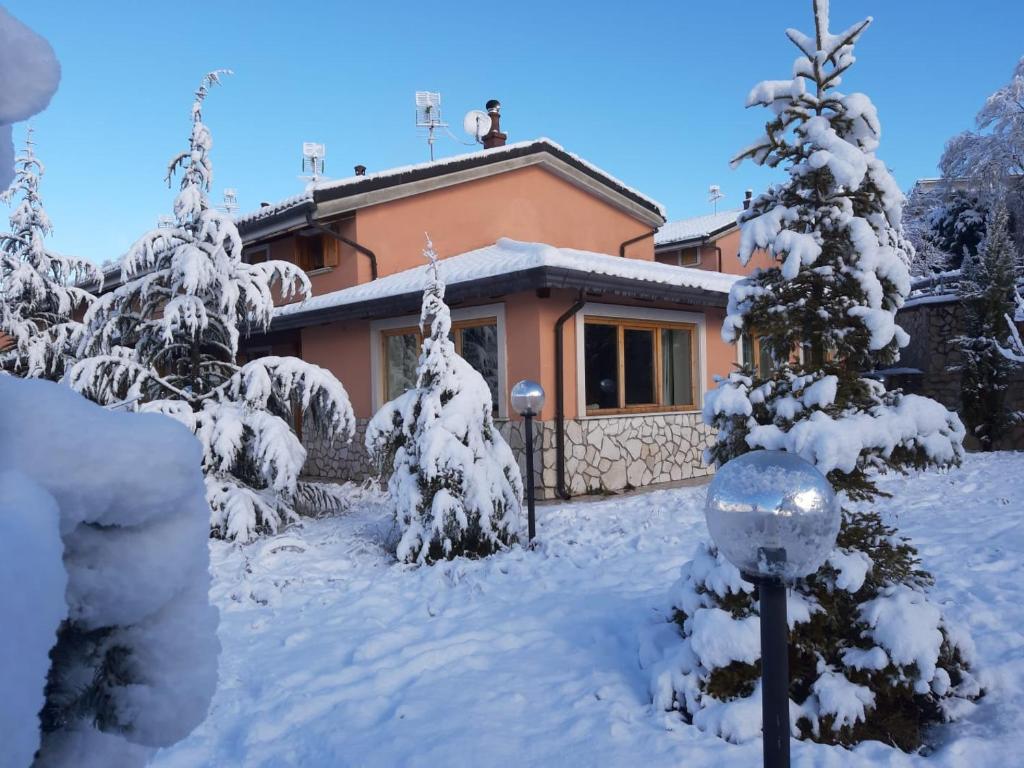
[524,413,536,542]
[758,574,790,768]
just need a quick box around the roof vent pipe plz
[482,99,507,149]
[354,164,366,176]
[743,189,753,210]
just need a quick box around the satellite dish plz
[463,109,492,143]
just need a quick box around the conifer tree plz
[366,239,523,564]
[649,1,979,751]
[71,72,354,542]
[955,200,1022,449]
[0,130,100,379]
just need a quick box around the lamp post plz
[511,379,545,543]
[704,451,839,768]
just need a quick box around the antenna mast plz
[415,91,447,161]
[219,188,239,217]
[708,184,725,213]
[300,142,327,185]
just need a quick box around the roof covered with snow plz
[655,210,741,247]
[237,139,665,236]
[271,238,737,330]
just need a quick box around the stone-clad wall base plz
[301,418,374,482]
[302,413,715,498]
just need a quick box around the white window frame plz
[370,303,509,417]
[574,302,708,418]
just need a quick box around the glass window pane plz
[459,323,499,413]
[741,333,754,370]
[758,338,773,377]
[624,328,655,405]
[385,333,419,401]
[585,324,619,410]
[661,328,694,406]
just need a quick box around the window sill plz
[305,266,335,277]
[582,407,702,420]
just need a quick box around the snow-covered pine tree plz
[0,130,100,379]
[649,1,980,752]
[954,200,1022,449]
[365,239,523,564]
[941,56,1024,250]
[924,189,989,272]
[71,72,354,542]
[902,182,952,276]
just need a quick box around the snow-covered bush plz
[366,240,522,564]
[0,377,219,768]
[0,6,60,187]
[954,200,1022,449]
[1,132,99,379]
[650,1,979,752]
[71,72,354,542]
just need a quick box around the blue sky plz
[7,0,1024,263]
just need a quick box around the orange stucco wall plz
[300,320,374,416]
[656,229,775,277]
[301,165,655,296]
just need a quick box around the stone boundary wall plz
[302,411,715,499]
[895,300,1024,450]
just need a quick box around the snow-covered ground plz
[153,454,1024,767]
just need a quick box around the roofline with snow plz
[266,266,728,332]
[654,219,739,249]
[237,139,666,242]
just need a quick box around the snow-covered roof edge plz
[655,209,741,247]
[271,238,737,328]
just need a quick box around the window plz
[296,235,325,272]
[381,318,501,411]
[244,246,269,264]
[584,318,698,413]
[741,332,774,377]
[654,248,701,267]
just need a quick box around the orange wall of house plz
[300,320,374,416]
[304,165,655,296]
[686,229,775,276]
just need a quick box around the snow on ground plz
[152,454,1024,767]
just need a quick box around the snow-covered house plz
[236,121,763,498]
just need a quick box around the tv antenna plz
[708,184,725,213]
[300,142,327,185]
[218,188,239,217]
[415,91,447,160]
[463,109,492,145]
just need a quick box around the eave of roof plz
[267,238,736,331]
[655,209,742,249]
[237,139,666,241]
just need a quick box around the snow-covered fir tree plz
[941,56,1024,250]
[365,239,522,564]
[954,200,1022,449]
[902,182,953,276]
[71,72,354,542]
[650,1,980,751]
[0,130,100,379]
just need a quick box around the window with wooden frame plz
[381,318,500,411]
[655,247,701,268]
[740,332,774,377]
[296,234,325,272]
[243,246,269,265]
[583,317,698,414]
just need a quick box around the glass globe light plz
[704,450,840,581]
[511,379,545,417]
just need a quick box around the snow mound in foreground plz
[0,378,219,767]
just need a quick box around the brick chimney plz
[354,164,366,176]
[743,189,753,209]
[482,99,507,149]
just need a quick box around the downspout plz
[304,210,378,280]
[555,291,586,500]
[619,228,657,258]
